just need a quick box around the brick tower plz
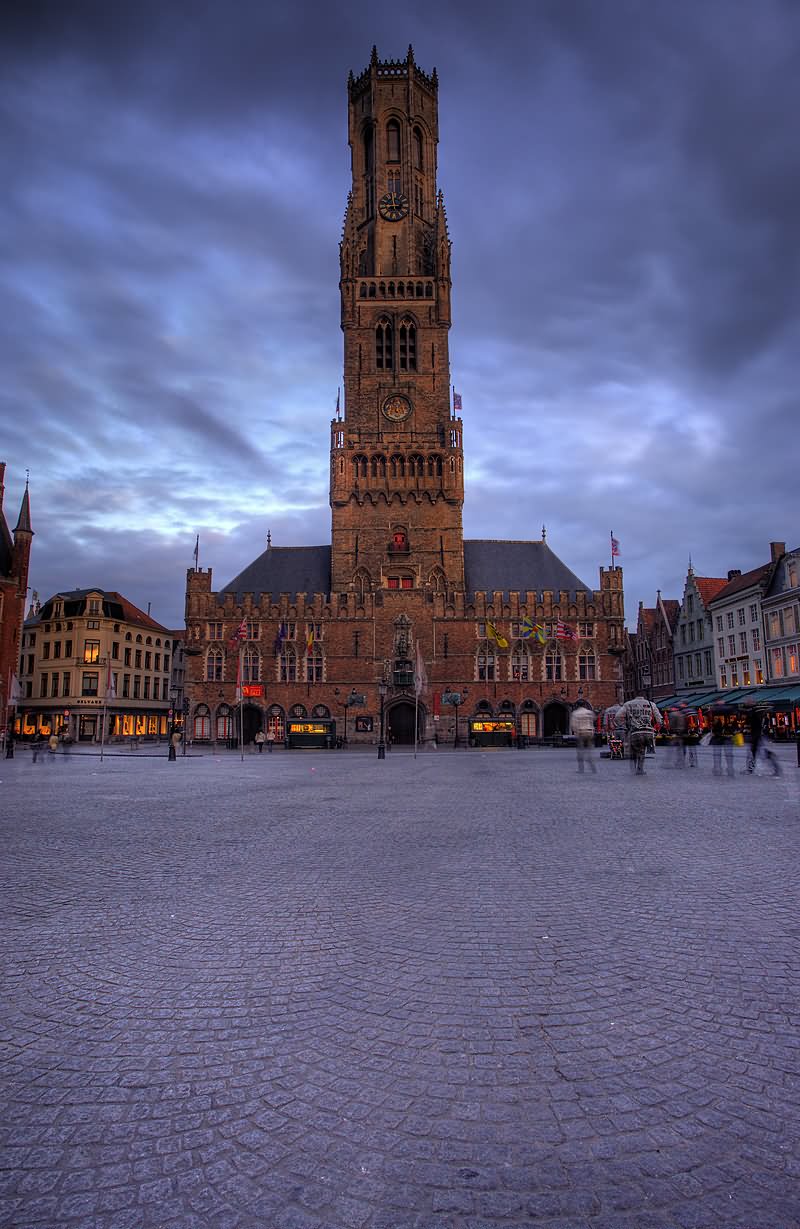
[331,45,465,595]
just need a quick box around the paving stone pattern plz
[1,744,799,1229]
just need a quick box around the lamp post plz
[377,681,387,760]
[442,688,468,748]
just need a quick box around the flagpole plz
[239,644,244,762]
[610,530,614,570]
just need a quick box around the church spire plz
[14,475,32,536]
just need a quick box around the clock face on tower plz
[378,192,409,221]
[382,394,412,422]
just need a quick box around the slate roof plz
[218,539,593,604]
[30,589,169,632]
[220,546,332,605]
[464,540,592,600]
[661,599,680,629]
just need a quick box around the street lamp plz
[442,687,468,748]
[377,681,387,760]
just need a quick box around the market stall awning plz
[758,684,800,709]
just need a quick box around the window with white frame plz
[511,646,529,681]
[545,651,563,681]
[193,705,211,740]
[280,645,297,682]
[242,648,260,683]
[477,645,496,681]
[578,650,596,680]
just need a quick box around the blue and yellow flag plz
[486,620,509,650]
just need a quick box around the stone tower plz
[331,46,465,595]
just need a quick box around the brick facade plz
[184,51,626,745]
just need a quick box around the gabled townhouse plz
[674,568,727,693]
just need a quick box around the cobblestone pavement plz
[1,744,799,1229]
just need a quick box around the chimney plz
[727,569,741,581]
[770,541,786,563]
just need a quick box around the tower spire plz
[14,475,32,536]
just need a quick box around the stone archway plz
[386,699,422,746]
[543,702,569,738]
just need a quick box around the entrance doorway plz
[387,700,419,745]
[543,702,569,738]
[242,705,263,745]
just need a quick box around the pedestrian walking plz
[266,729,275,752]
[746,706,781,776]
[254,730,266,754]
[669,706,688,768]
[711,718,734,777]
[31,735,42,763]
[48,733,59,762]
[569,704,596,773]
[617,695,663,775]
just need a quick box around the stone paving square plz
[1,742,799,1229]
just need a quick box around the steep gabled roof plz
[220,546,332,605]
[464,540,591,599]
[709,563,772,603]
[661,599,680,629]
[37,588,168,631]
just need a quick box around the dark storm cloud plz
[1,0,798,626]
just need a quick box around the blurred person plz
[618,695,663,775]
[570,705,597,774]
[711,718,734,777]
[746,707,781,776]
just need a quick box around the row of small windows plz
[192,703,331,742]
[360,282,433,299]
[206,647,325,684]
[477,648,597,682]
[352,453,444,478]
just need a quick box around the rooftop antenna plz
[267,529,272,549]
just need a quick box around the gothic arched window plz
[375,318,393,370]
[413,126,424,170]
[193,704,211,740]
[579,650,596,680]
[477,644,497,682]
[399,317,417,371]
[280,645,297,683]
[545,651,563,682]
[206,649,223,682]
[215,705,232,740]
[390,454,405,478]
[242,648,260,683]
[306,645,324,684]
[511,646,530,682]
[387,119,400,161]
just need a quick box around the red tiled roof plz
[661,599,680,628]
[638,607,657,634]
[709,563,772,603]
[694,577,728,607]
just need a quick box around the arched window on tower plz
[387,119,400,162]
[375,318,393,370]
[399,317,417,371]
[354,569,371,601]
[413,126,424,170]
[363,125,374,219]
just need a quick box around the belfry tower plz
[331,46,465,595]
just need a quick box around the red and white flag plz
[106,661,116,699]
[611,534,621,558]
[230,618,248,643]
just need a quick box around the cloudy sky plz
[2,0,798,629]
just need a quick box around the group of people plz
[254,729,276,753]
[30,732,71,762]
[570,696,783,777]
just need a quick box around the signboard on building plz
[242,685,264,698]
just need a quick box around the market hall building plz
[185,48,625,748]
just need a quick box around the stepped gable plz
[220,545,332,605]
[464,540,592,600]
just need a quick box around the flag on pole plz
[336,388,341,418]
[106,661,116,699]
[555,620,577,642]
[273,622,287,654]
[611,534,620,558]
[230,618,248,644]
[193,534,199,569]
[453,390,462,414]
[486,620,509,650]
[306,626,315,654]
[9,672,22,703]
[414,641,428,696]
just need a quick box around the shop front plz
[468,718,516,748]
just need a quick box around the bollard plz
[168,743,176,761]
